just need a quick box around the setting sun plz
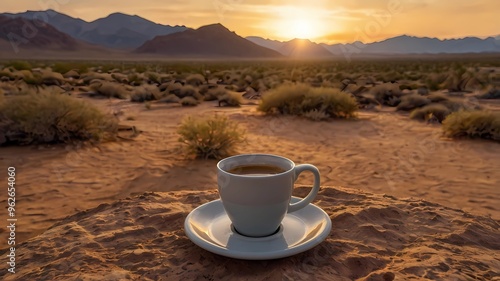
[268,6,330,40]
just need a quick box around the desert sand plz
[0,98,499,279]
[0,187,499,280]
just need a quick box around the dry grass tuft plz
[177,115,245,159]
[410,104,451,123]
[218,91,242,107]
[258,84,357,119]
[90,82,129,99]
[186,74,206,87]
[396,94,431,111]
[0,92,117,145]
[160,94,181,104]
[130,84,161,102]
[442,110,500,141]
[370,84,403,106]
[180,96,200,106]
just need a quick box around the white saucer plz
[184,197,332,260]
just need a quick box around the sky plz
[2,0,499,43]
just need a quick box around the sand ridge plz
[0,187,498,280]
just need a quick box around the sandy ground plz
[0,187,498,280]
[1,97,499,248]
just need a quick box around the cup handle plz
[288,164,320,213]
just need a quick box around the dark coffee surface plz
[227,164,286,175]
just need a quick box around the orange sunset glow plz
[1,0,499,44]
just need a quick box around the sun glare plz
[270,7,329,40]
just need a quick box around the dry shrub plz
[396,94,430,111]
[204,87,227,101]
[258,84,357,119]
[0,92,117,145]
[442,110,500,141]
[167,83,183,96]
[186,74,206,87]
[130,84,161,102]
[0,69,14,80]
[160,94,181,104]
[111,73,129,84]
[218,91,242,107]
[180,96,199,106]
[179,85,202,100]
[410,104,451,123]
[177,115,245,159]
[40,70,65,86]
[82,72,113,84]
[128,73,145,86]
[91,82,129,99]
[370,84,403,106]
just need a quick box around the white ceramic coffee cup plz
[217,154,320,237]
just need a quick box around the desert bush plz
[396,94,431,111]
[180,96,199,106]
[130,84,161,102]
[40,70,65,86]
[258,84,357,119]
[186,74,206,87]
[82,72,113,84]
[410,103,451,123]
[6,61,32,71]
[425,73,448,91]
[179,85,202,100]
[218,91,242,107]
[177,115,245,159]
[160,94,181,104]
[167,83,183,96]
[51,62,88,74]
[370,84,403,106]
[111,73,129,84]
[442,110,500,141]
[146,72,161,84]
[63,70,80,79]
[22,72,43,88]
[204,87,228,101]
[90,82,129,99]
[477,87,500,99]
[128,73,144,86]
[0,92,117,145]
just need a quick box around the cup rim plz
[217,154,295,178]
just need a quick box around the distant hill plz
[136,23,282,58]
[248,35,500,57]
[247,37,332,58]
[0,15,80,51]
[2,10,187,49]
[322,35,500,55]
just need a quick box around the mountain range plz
[2,9,187,49]
[136,24,281,58]
[0,15,83,51]
[1,9,499,58]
